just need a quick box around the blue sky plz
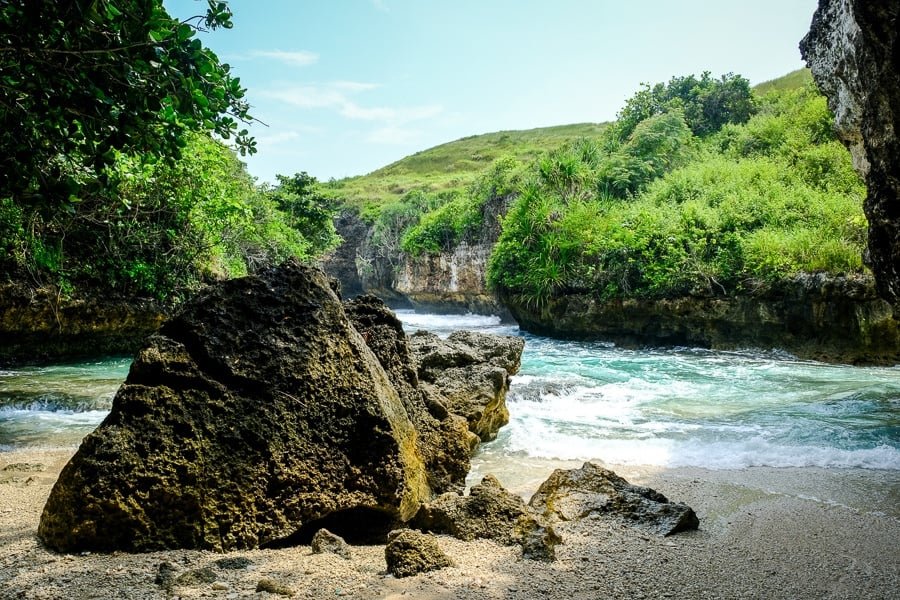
[166,0,818,183]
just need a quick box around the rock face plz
[528,462,700,537]
[38,262,524,552]
[322,194,513,315]
[412,474,562,561]
[506,274,900,365]
[384,529,453,578]
[409,330,524,441]
[801,0,900,311]
[0,283,165,366]
[343,294,476,495]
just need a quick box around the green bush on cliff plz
[400,157,524,256]
[488,82,866,306]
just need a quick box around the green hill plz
[753,68,813,94]
[328,123,608,209]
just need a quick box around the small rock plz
[384,529,453,578]
[311,528,352,559]
[214,556,253,570]
[175,567,217,587]
[256,578,295,596]
[2,462,46,472]
[518,518,562,562]
[211,581,229,590]
[154,562,177,591]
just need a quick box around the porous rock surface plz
[38,262,523,552]
[409,330,524,441]
[801,0,900,311]
[412,474,562,561]
[529,462,700,537]
[384,529,453,578]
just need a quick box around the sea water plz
[2,313,898,477]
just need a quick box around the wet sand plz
[1,449,898,599]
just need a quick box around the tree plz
[265,173,339,257]
[0,0,255,204]
[614,72,756,140]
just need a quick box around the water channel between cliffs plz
[1,310,898,495]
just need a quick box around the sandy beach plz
[1,448,898,600]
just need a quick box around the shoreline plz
[2,448,898,599]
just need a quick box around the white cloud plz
[250,50,319,67]
[261,82,443,126]
[371,0,389,12]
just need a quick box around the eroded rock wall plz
[507,274,899,364]
[323,194,512,315]
[0,283,165,366]
[801,0,900,310]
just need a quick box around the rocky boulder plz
[528,462,700,537]
[409,330,524,441]
[384,529,453,578]
[38,262,525,553]
[38,262,434,552]
[801,0,900,311]
[343,294,476,493]
[412,474,561,561]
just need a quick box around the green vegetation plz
[329,123,607,209]
[487,78,866,306]
[753,68,813,95]
[0,1,337,301]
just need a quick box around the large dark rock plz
[410,330,524,441]
[38,262,433,552]
[801,0,900,312]
[528,462,699,537]
[37,263,524,553]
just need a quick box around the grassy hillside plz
[327,123,608,209]
[753,68,813,95]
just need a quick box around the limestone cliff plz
[321,194,511,315]
[506,273,899,365]
[801,0,900,311]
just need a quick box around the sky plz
[166,0,819,184]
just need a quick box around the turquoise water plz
[2,313,898,473]
[0,358,131,449]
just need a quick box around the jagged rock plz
[518,518,562,562]
[412,474,561,562]
[256,578,295,597]
[801,0,900,311]
[344,295,475,493]
[410,330,524,441]
[384,529,453,578]
[529,462,699,537]
[412,475,530,545]
[310,528,351,559]
[38,262,431,552]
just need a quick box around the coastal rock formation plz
[0,282,165,366]
[412,474,562,561]
[801,0,900,311]
[528,462,699,537]
[311,529,352,559]
[507,273,900,365]
[38,262,523,552]
[409,330,524,441]
[384,529,453,578]
[322,194,513,314]
[343,294,476,494]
